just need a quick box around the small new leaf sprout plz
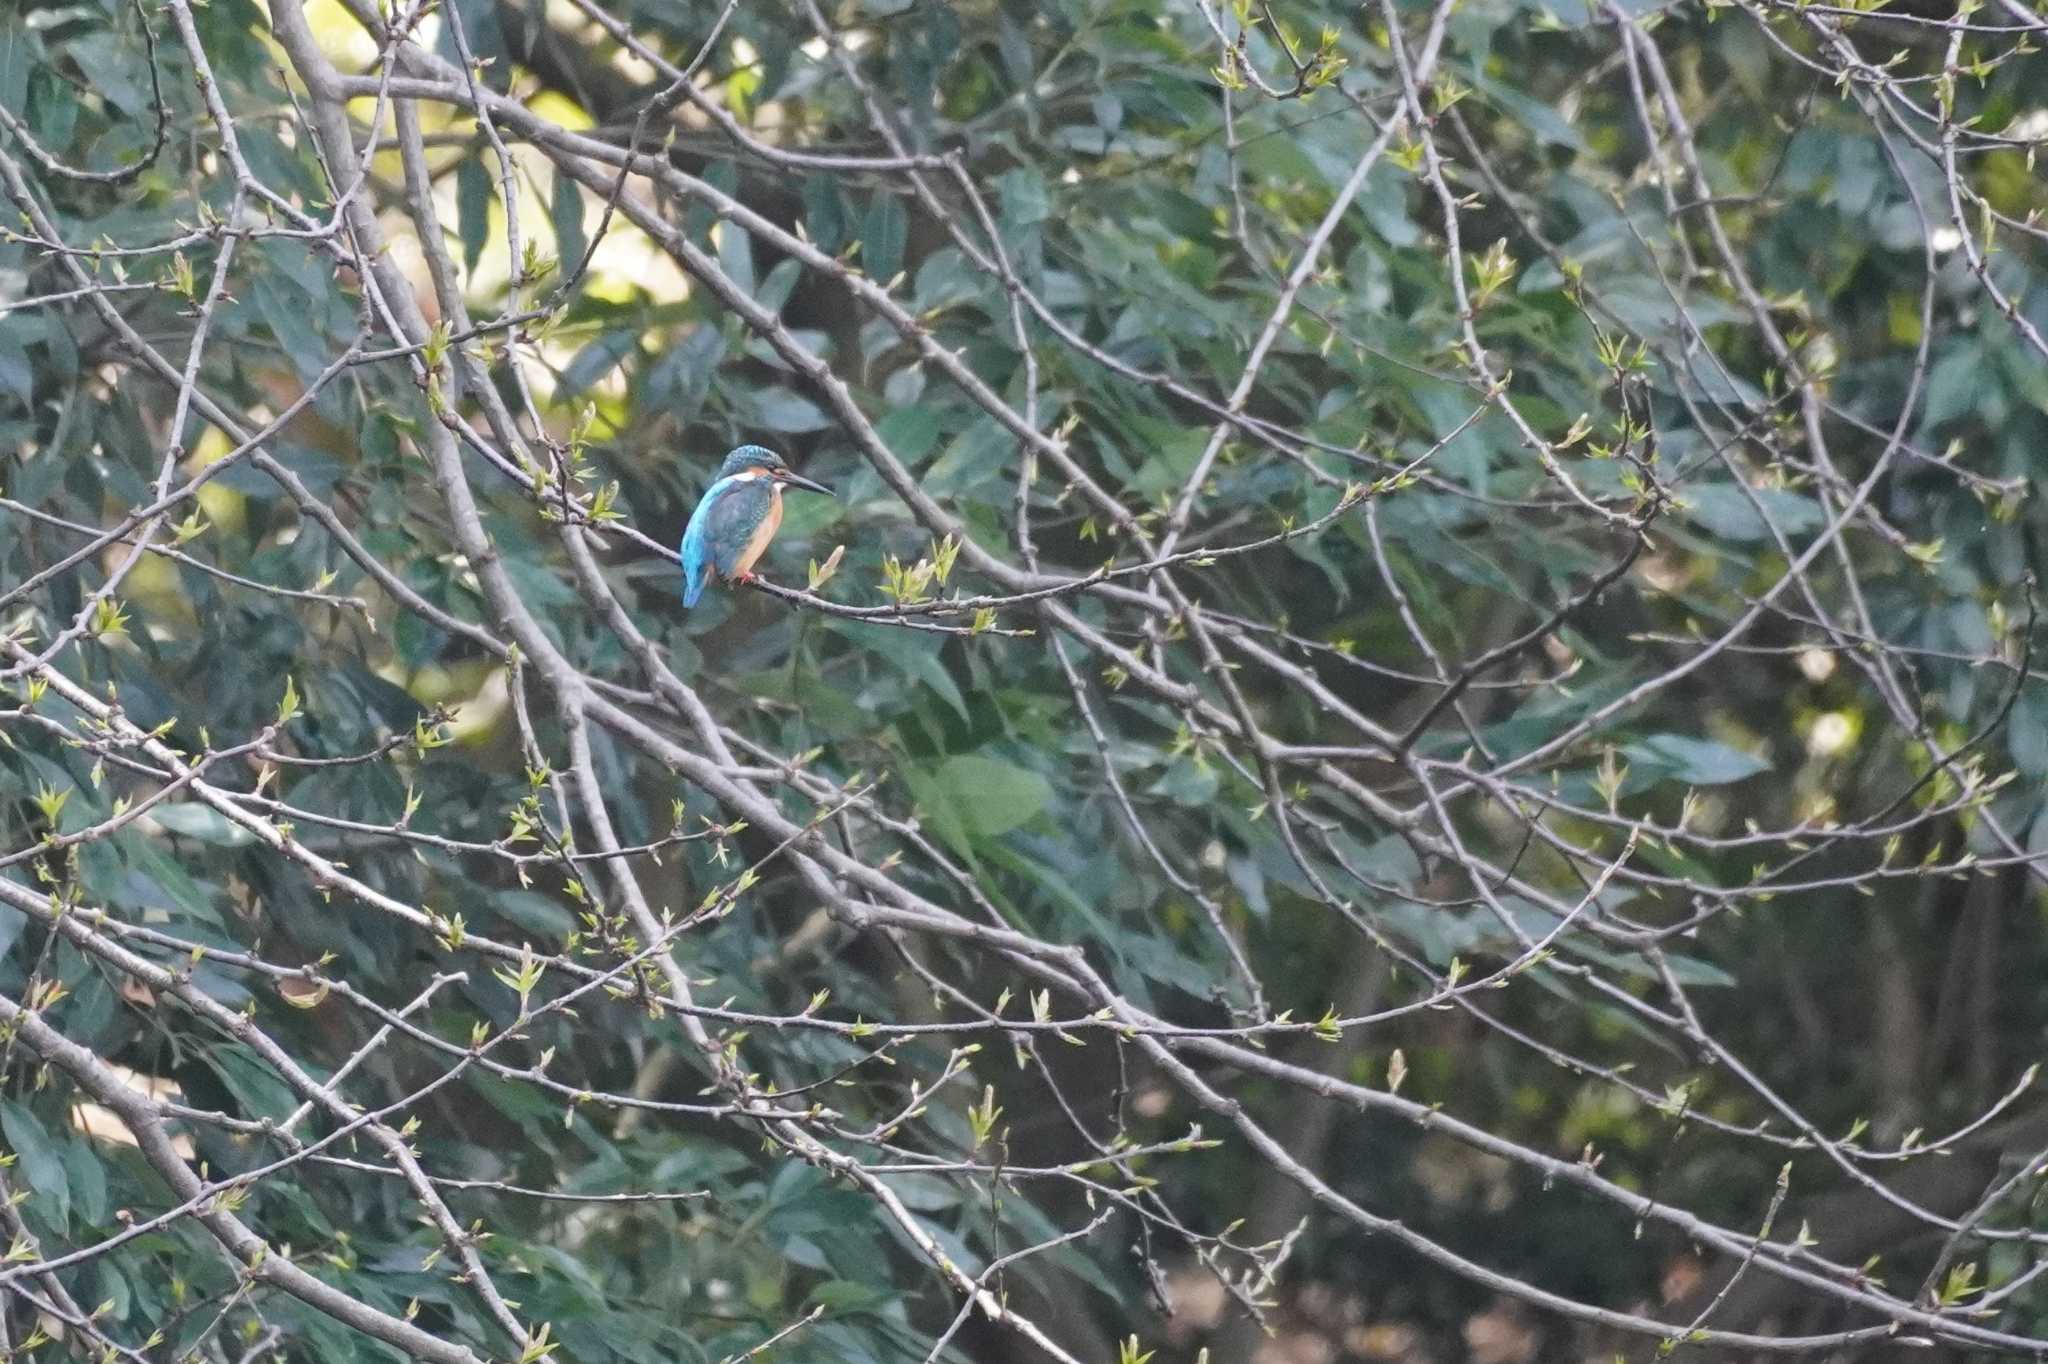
[420,321,449,373]
[519,240,556,286]
[493,945,546,1009]
[1305,27,1346,90]
[1117,1335,1155,1364]
[33,784,69,826]
[1904,538,1945,569]
[1386,1048,1408,1095]
[1593,747,1628,813]
[967,1084,1003,1149]
[879,537,957,605]
[165,250,196,301]
[90,596,130,641]
[1468,238,1517,309]
[878,553,933,605]
[807,544,846,591]
[516,1321,556,1364]
[1390,131,1426,174]
[585,480,623,526]
[1592,329,1653,375]
[568,403,598,464]
[276,676,301,726]
[1939,1261,1981,1307]
[414,715,451,752]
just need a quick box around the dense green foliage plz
[3,0,2048,1360]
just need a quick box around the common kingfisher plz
[680,445,835,607]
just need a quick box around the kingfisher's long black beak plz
[777,469,835,497]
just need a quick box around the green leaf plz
[493,890,576,940]
[749,389,833,434]
[802,173,847,253]
[718,214,755,297]
[823,620,967,720]
[558,326,642,398]
[148,802,256,847]
[0,325,33,411]
[1465,67,1586,151]
[457,155,492,274]
[1625,734,1770,786]
[63,1136,108,1226]
[251,272,332,384]
[862,193,908,283]
[998,166,1050,227]
[875,405,942,464]
[552,167,587,272]
[1145,756,1217,807]
[806,1279,896,1312]
[1681,484,1826,542]
[204,1045,297,1124]
[644,321,725,419]
[932,754,1051,842]
[2008,689,2048,777]
[1,1102,70,1231]
[763,1168,871,1240]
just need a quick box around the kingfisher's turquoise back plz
[679,477,729,607]
[680,474,778,607]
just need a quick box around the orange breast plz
[729,485,784,577]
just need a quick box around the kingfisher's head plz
[717,444,834,496]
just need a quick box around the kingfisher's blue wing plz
[680,476,774,607]
[680,475,737,607]
[703,480,773,576]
